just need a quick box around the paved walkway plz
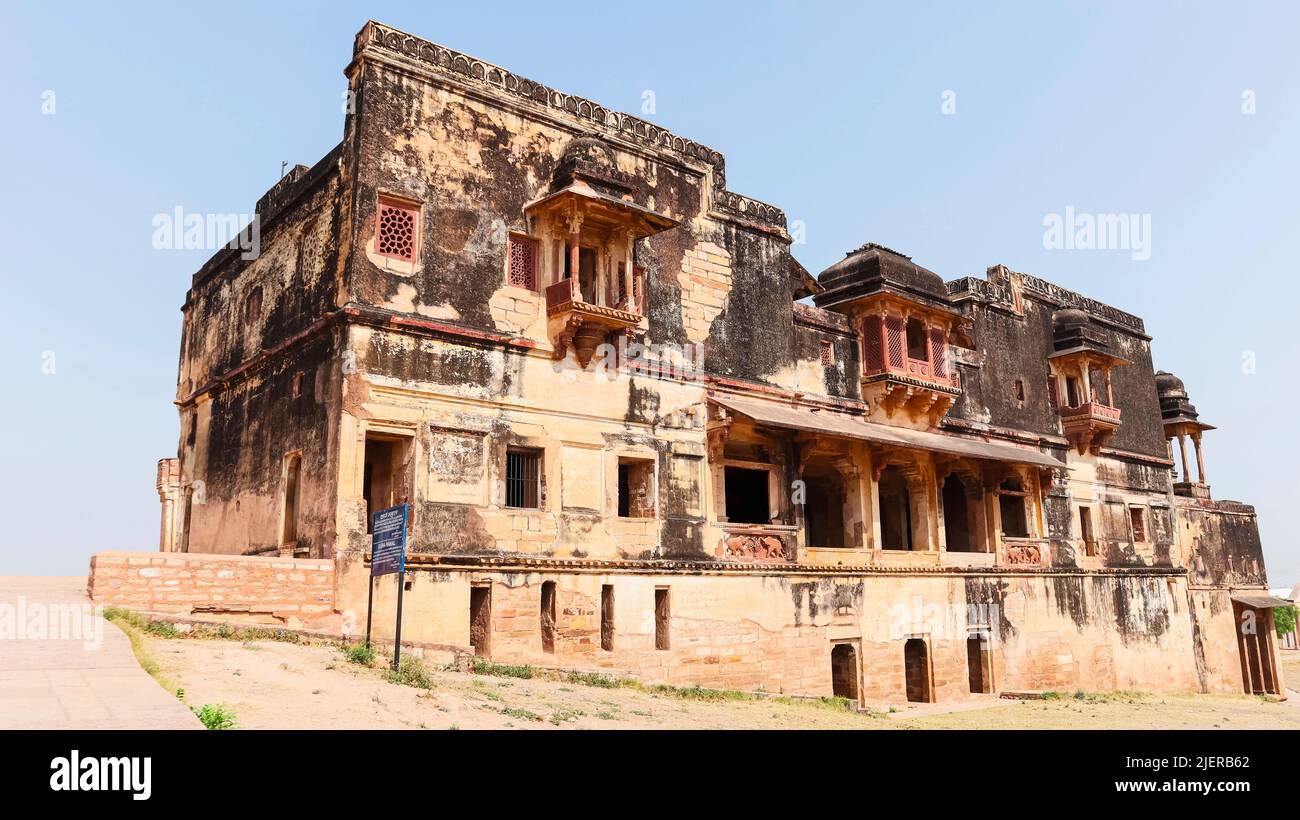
[0,576,199,729]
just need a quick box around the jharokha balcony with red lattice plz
[1047,308,1129,454]
[513,137,678,366]
[813,243,966,428]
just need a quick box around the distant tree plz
[1275,605,1297,639]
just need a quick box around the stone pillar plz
[623,231,635,310]
[1192,433,1207,484]
[1176,434,1190,482]
[156,458,181,552]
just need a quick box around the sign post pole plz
[392,568,405,672]
[364,574,374,648]
[368,503,409,670]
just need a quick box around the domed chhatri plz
[1051,307,1110,352]
[1046,307,1129,455]
[1155,370,1216,497]
[549,135,636,194]
[1053,307,1089,331]
[814,243,950,311]
[812,243,963,428]
[559,135,618,170]
[1155,370,1187,399]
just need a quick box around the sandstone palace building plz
[139,21,1287,703]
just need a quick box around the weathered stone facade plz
[150,20,1285,703]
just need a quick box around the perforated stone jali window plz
[375,197,419,262]
[508,234,538,290]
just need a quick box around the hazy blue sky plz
[1,2,1296,584]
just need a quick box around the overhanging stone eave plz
[709,393,1067,470]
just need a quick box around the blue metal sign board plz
[370,504,408,577]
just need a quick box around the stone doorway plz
[830,642,860,702]
[469,585,491,657]
[904,638,934,703]
[967,634,992,693]
[1233,601,1280,695]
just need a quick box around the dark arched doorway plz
[904,638,933,703]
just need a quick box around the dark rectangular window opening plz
[540,581,557,653]
[998,477,1029,539]
[905,318,929,361]
[600,584,615,652]
[654,587,670,651]
[1065,376,1082,407]
[724,466,769,524]
[578,246,597,303]
[1079,506,1095,556]
[506,447,541,509]
[617,459,655,518]
[469,586,491,657]
[1130,507,1147,542]
[879,465,914,551]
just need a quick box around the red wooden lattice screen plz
[863,315,884,371]
[884,315,906,369]
[928,327,947,378]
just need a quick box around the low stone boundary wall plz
[87,551,337,630]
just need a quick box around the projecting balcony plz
[861,357,961,426]
[546,277,642,367]
[1059,401,1122,455]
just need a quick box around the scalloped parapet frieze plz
[1015,272,1145,333]
[354,21,789,231]
[948,270,1145,334]
[946,276,1014,305]
[713,189,787,230]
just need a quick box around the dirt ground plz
[139,632,1300,730]
[1281,649,1300,692]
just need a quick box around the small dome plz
[1053,308,1089,331]
[560,136,616,170]
[813,243,949,310]
[1155,370,1187,397]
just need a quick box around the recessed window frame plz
[616,456,657,520]
[504,446,543,510]
[1129,505,1148,543]
[1079,504,1096,556]
[998,475,1031,539]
